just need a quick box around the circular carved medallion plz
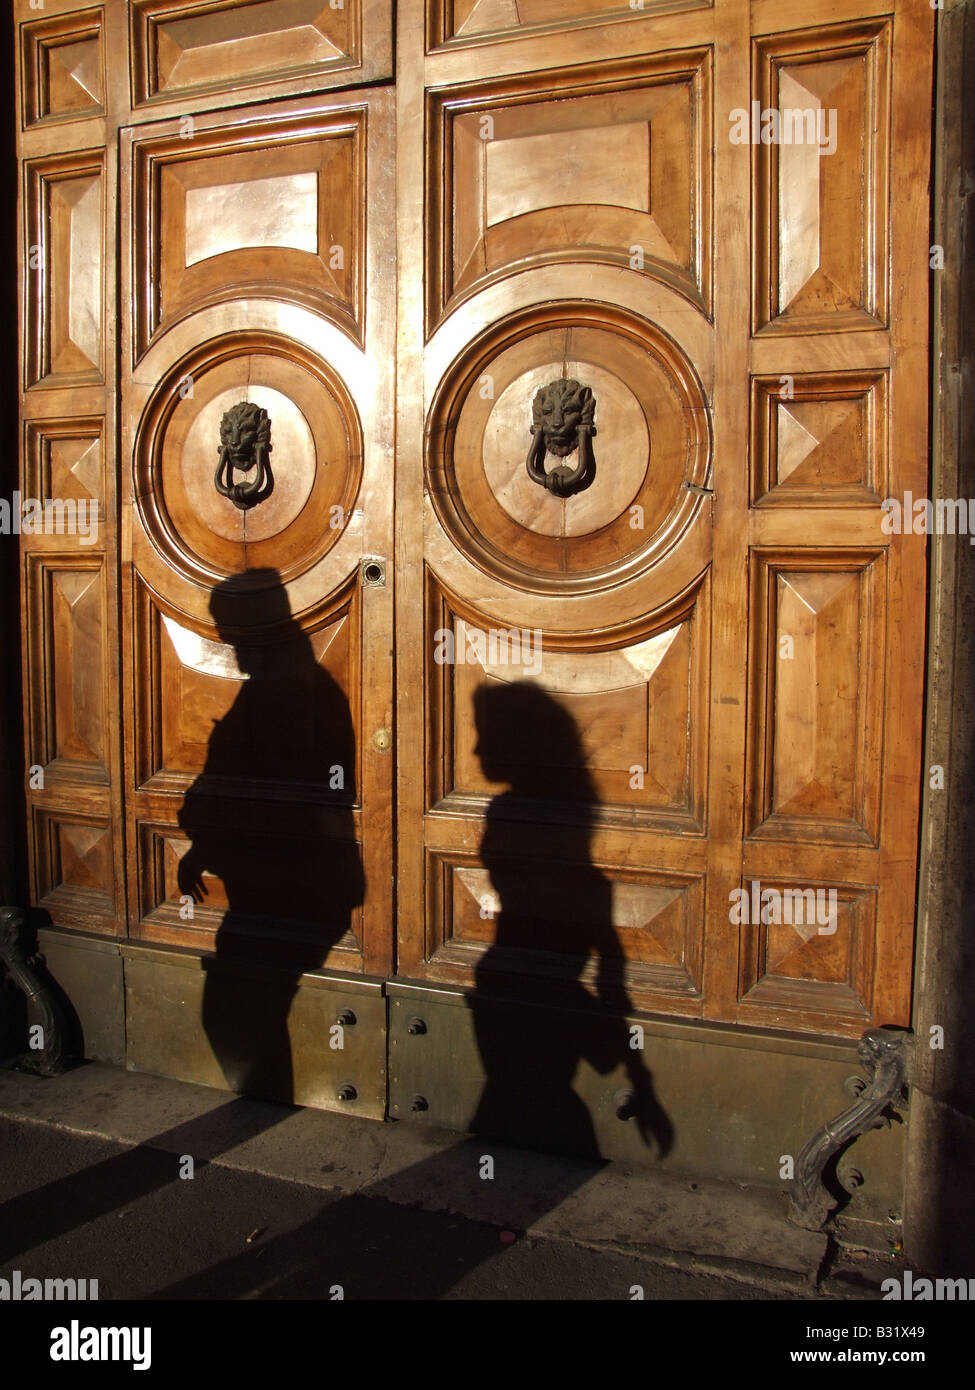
[426,304,711,594]
[134,333,362,588]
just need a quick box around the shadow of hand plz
[177,848,208,905]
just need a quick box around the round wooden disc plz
[137,336,363,588]
[428,308,710,593]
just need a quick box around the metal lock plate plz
[361,557,386,587]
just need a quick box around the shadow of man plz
[0,570,365,1266]
[471,680,674,1160]
[177,568,364,1103]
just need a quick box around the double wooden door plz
[15,0,932,1103]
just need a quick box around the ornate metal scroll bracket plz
[526,378,596,499]
[0,906,72,1076]
[787,1026,913,1231]
[214,401,274,511]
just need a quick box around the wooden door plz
[15,0,395,1100]
[14,0,934,1136]
[394,0,933,1047]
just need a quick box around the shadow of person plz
[470,680,674,1161]
[177,568,364,1104]
[0,570,366,1268]
[135,681,674,1301]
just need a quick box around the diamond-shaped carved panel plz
[21,12,104,126]
[747,551,885,845]
[26,557,109,784]
[750,372,887,508]
[753,20,891,334]
[434,852,704,1000]
[737,879,876,1020]
[25,154,104,387]
[34,811,115,919]
[25,419,104,519]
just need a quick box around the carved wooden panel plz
[33,810,116,920]
[426,304,711,593]
[137,823,362,960]
[750,371,887,508]
[20,7,104,126]
[129,0,375,105]
[25,152,105,387]
[24,418,105,524]
[427,51,712,332]
[130,111,364,359]
[133,577,359,797]
[747,551,885,846]
[429,850,704,1002]
[753,19,891,335]
[25,557,110,787]
[430,0,710,49]
[737,879,876,1025]
[129,561,366,960]
[428,576,708,833]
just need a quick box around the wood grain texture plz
[11,0,933,1045]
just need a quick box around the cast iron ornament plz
[0,905,72,1075]
[526,379,596,499]
[787,1025,912,1231]
[215,401,274,511]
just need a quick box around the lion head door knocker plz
[214,401,273,510]
[526,378,597,499]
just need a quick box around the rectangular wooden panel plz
[24,417,105,525]
[429,578,708,832]
[750,370,887,508]
[737,877,876,1028]
[24,151,105,387]
[33,809,116,921]
[747,549,885,846]
[132,580,359,797]
[752,18,891,335]
[20,6,105,126]
[129,0,381,105]
[429,849,705,1002]
[129,107,364,360]
[430,0,711,49]
[427,49,712,332]
[135,822,362,960]
[25,556,110,787]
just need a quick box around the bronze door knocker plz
[215,401,274,510]
[526,379,596,499]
